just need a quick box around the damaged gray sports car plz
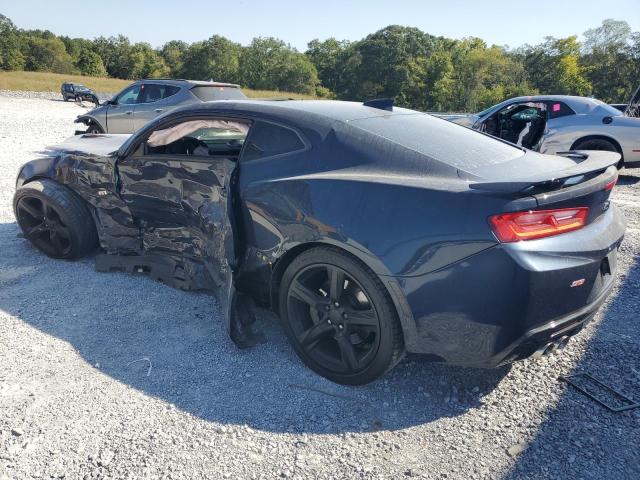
[14,100,625,384]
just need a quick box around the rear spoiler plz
[469,150,620,193]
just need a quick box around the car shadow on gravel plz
[618,174,640,186]
[504,251,640,479]
[0,221,510,434]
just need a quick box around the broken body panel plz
[18,133,240,339]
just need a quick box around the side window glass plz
[139,84,181,103]
[548,102,575,119]
[139,84,161,104]
[242,121,305,161]
[116,85,141,105]
[145,119,250,157]
[163,85,180,99]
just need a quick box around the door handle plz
[126,111,133,115]
[155,108,163,113]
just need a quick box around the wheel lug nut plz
[327,319,332,324]
[334,302,340,307]
[338,324,344,329]
[343,313,348,319]
[324,305,330,311]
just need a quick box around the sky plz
[1,0,638,51]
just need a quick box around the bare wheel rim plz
[286,263,381,374]
[16,196,73,257]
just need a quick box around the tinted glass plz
[191,85,246,101]
[164,85,180,99]
[117,85,141,105]
[351,113,524,169]
[548,101,575,119]
[139,84,181,103]
[242,122,305,161]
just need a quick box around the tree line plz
[1,14,638,112]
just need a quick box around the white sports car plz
[438,89,640,168]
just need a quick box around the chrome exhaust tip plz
[556,336,570,350]
[533,342,554,360]
[533,337,571,360]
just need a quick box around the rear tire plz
[279,246,405,385]
[573,138,623,168]
[14,179,98,260]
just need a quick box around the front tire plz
[279,247,405,385]
[14,179,98,259]
[86,122,103,134]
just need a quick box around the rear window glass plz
[243,121,305,161]
[191,86,246,101]
[350,113,524,169]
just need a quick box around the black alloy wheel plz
[13,179,98,260]
[280,247,404,385]
[16,196,73,258]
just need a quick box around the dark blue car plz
[13,99,625,384]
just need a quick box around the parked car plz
[439,93,640,168]
[14,99,625,384]
[61,82,99,105]
[75,79,246,134]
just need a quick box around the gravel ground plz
[0,92,639,480]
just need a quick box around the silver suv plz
[75,79,246,134]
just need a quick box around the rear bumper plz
[396,204,625,367]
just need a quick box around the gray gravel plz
[0,91,639,480]
[0,89,113,103]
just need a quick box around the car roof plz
[138,79,241,88]
[483,94,622,116]
[169,99,419,124]
[505,95,604,108]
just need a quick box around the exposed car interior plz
[145,119,250,157]
[480,102,547,150]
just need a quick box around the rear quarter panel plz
[542,114,640,165]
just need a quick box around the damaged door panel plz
[107,118,256,345]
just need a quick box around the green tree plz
[23,35,74,73]
[92,35,133,79]
[305,38,350,93]
[335,25,440,105]
[449,40,532,112]
[160,40,189,77]
[75,48,107,77]
[180,36,241,82]
[0,14,25,70]
[127,43,169,79]
[517,36,591,97]
[240,37,319,94]
[582,19,638,102]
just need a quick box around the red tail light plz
[604,173,618,192]
[489,208,589,242]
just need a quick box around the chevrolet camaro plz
[14,99,625,384]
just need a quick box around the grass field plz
[0,71,317,99]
